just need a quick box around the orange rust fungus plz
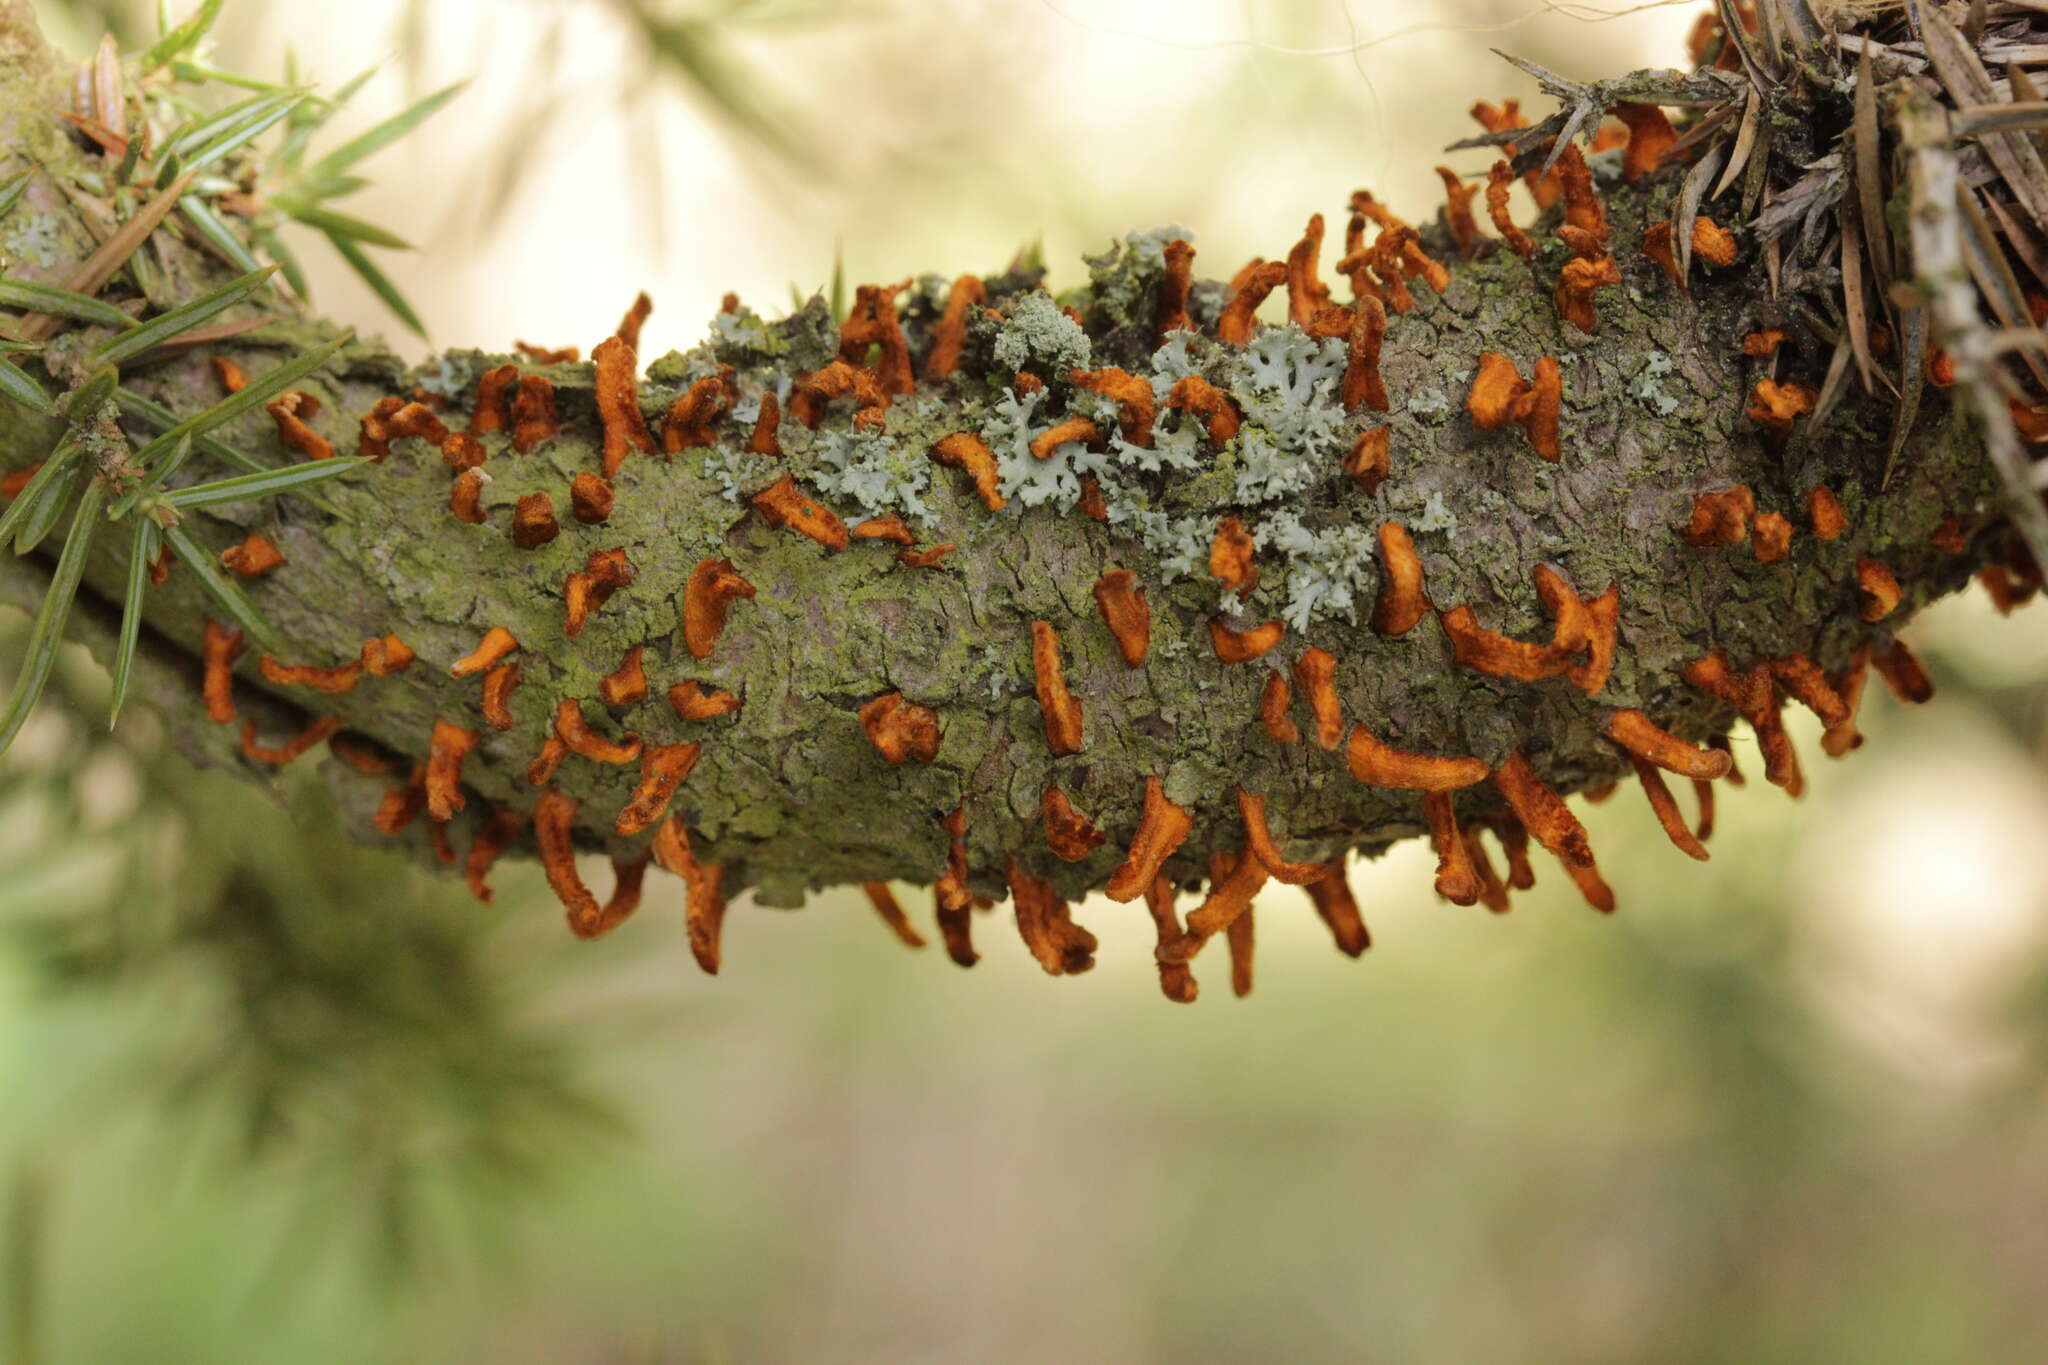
[1434,166,1484,258]
[514,342,578,364]
[593,336,655,478]
[1012,369,1045,396]
[744,391,783,460]
[358,633,415,677]
[1979,552,2044,613]
[1931,515,1969,556]
[1692,777,1718,842]
[481,662,521,731]
[449,468,487,524]
[1285,213,1334,326]
[1007,859,1098,977]
[201,620,241,725]
[858,882,928,950]
[511,492,559,549]
[930,432,1006,511]
[615,290,653,352]
[1768,653,1851,735]
[669,680,742,721]
[752,473,848,551]
[1630,756,1710,861]
[858,691,943,765]
[219,533,285,578]
[1422,791,1483,906]
[934,805,973,915]
[1492,750,1615,912]
[1092,569,1150,667]
[1209,515,1259,594]
[897,543,956,569]
[652,814,729,972]
[791,360,890,431]
[1291,647,1343,750]
[1168,847,1269,965]
[1370,523,1430,637]
[384,401,448,447]
[923,274,988,383]
[1041,785,1107,862]
[1208,617,1286,664]
[598,644,649,706]
[1105,774,1195,903]
[1465,352,1561,460]
[1681,651,1801,796]
[509,374,559,454]
[239,714,341,766]
[565,547,635,640]
[1028,415,1099,462]
[1439,606,1564,682]
[1808,485,1849,539]
[1557,224,1605,262]
[1345,723,1488,791]
[681,557,752,659]
[1752,510,1793,564]
[1747,379,1815,436]
[1235,786,1324,885]
[1347,426,1391,495]
[356,396,405,461]
[1582,780,1620,804]
[1553,143,1607,247]
[1641,221,1684,291]
[659,371,733,453]
[1485,161,1538,260]
[1554,254,1622,335]
[1070,366,1156,446]
[266,390,335,461]
[533,788,602,937]
[1819,649,1869,757]
[570,472,615,524]
[1603,709,1732,780]
[1856,558,1902,621]
[258,653,361,695]
[1743,328,1789,356]
[424,717,478,821]
[464,809,526,904]
[1142,876,1200,1003]
[211,356,247,393]
[1531,563,1589,660]
[1691,215,1738,267]
[554,696,642,764]
[449,626,518,678]
[1030,620,1086,755]
[440,432,487,470]
[1342,294,1389,413]
[1682,485,1756,547]
[1225,885,1256,997]
[614,741,703,837]
[1216,259,1287,345]
[372,765,429,836]
[1259,669,1299,744]
[1494,817,1537,891]
[852,515,915,546]
[1156,238,1195,343]
[839,282,915,396]
[1463,830,1512,913]
[1470,98,1527,136]
[1873,640,1934,705]
[524,736,568,788]
[468,364,517,435]
[1611,101,1676,181]
[1305,864,1369,955]
[1166,374,1243,445]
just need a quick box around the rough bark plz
[0,4,2015,922]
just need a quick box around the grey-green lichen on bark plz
[0,0,2020,928]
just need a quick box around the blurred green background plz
[6,2,2048,1361]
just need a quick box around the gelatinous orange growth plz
[1166,374,1243,445]
[266,390,334,460]
[1491,750,1614,912]
[1168,847,1268,964]
[450,626,519,678]
[746,390,783,458]
[1090,569,1150,667]
[653,814,728,972]
[1751,510,1792,564]
[464,809,525,904]
[425,717,478,820]
[1631,755,1709,861]
[1603,709,1731,780]
[510,374,558,453]
[669,680,742,720]
[898,542,958,569]
[1931,515,1970,556]
[923,274,988,383]
[566,547,636,640]
[1691,215,1737,266]
[1284,213,1333,325]
[1347,426,1390,494]
[1029,415,1098,461]
[1611,101,1676,181]
[852,515,914,546]
[554,696,641,764]
[1439,605,1562,682]
[1340,294,1389,413]
[1041,784,1106,862]
[1217,259,1286,344]
[469,364,516,435]
[752,473,848,551]
[615,290,653,352]
[212,356,247,393]
[1485,161,1537,260]
[1235,786,1324,885]
[356,396,405,461]
[534,788,614,938]
[660,371,733,453]
[1554,143,1607,248]
[840,282,915,396]
[1208,617,1285,664]
[614,741,703,836]
[1371,523,1429,636]
[1682,485,1756,547]
[1031,620,1086,755]
[239,715,340,766]
[598,644,649,705]
[481,662,520,730]
[1209,515,1259,593]
[1873,640,1933,704]
[1434,166,1483,257]
[359,633,415,676]
[449,468,486,524]
[1422,791,1482,906]
[201,620,241,725]
[1743,328,1789,356]
[1260,669,1298,744]
[1070,366,1157,447]
[1345,723,1488,790]
[259,653,361,694]
[1856,558,1902,621]
[1466,352,1561,460]
[1641,220,1683,291]
[1008,860,1098,977]
[373,766,428,835]
[1105,774,1195,903]
[1141,876,1199,1002]
[511,491,559,548]
[524,736,568,788]
[1554,254,1621,334]
[570,471,614,524]
[1747,379,1815,436]
[1291,647,1343,750]
[1156,238,1195,343]
[931,432,1007,511]
[858,691,943,765]
[593,336,654,477]
[1303,863,1369,956]
[1681,650,1801,796]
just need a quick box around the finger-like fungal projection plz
[598,645,649,705]
[930,432,1006,511]
[924,275,988,383]
[1682,485,1756,548]
[1371,523,1429,636]
[424,718,478,820]
[449,469,486,524]
[1285,213,1332,325]
[1603,709,1732,780]
[1743,329,1788,356]
[1304,864,1369,956]
[860,882,927,949]
[1007,859,1098,976]
[1028,415,1099,462]
[669,681,742,721]
[1492,751,1613,912]
[1434,166,1484,257]
[373,766,429,836]
[1466,352,1562,460]
[660,371,732,453]
[1347,426,1390,494]
[212,357,247,392]
[1291,647,1343,750]
[752,474,848,551]
[1485,161,1538,259]
[1209,515,1258,593]
[1642,220,1684,291]
[1070,366,1156,446]
[1225,894,1256,998]
[1856,558,1902,621]
[1819,650,1868,758]
[480,662,521,731]
[566,548,635,640]
[614,741,703,836]
[359,634,416,677]
[593,336,654,477]
[616,291,653,351]
[1030,621,1085,755]
[1141,876,1199,1003]
[464,810,525,904]
[535,787,645,940]
[1259,669,1299,744]
[240,715,341,766]
[1169,847,1268,964]
[511,492,560,548]
[525,736,568,788]
[509,376,558,454]
[259,653,361,694]
[1208,618,1285,664]
[515,342,578,365]
[1808,485,1849,539]
[1691,215,1737,266]
[840,283,915,396]
[201,620,241,725]
[1156,239,1195,342]
[1090,569,1150,667]
[1630,755,1709,861]
[898,542,956,570]
[469,364,516,435]
[1235,786,1324,885]
[1165,375,1243,447]
[266,390,334,461]
[1682,651,1801,795]
[1105,775,1194,903]
[1611,101,1676,180]
[792,360,889,430]
[450,626,519,678]
[858,691,942,765]
[1342,295,1389,412]
[441,433,486,470]
[1040,785,1105,862]
[853,515,914,546]
[1439,606,1562,682]
[570,472,614,524]
[1873,640,1934,705]
[1346,724,1488,790]
[1554,143,1607,247]
[1752,510,1793,564]
[554,697,641,764]
[1422,791,1482,906]
[652,815,728,973]
[356,396,404,461]
[1216,259,1286,344]
[1747,379,1816,437]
